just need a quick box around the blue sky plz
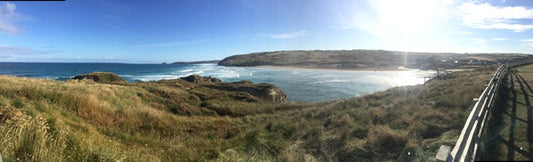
[1,0,533,63]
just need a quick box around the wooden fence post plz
[436,145,451,162]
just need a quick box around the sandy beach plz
[256,65,413,71]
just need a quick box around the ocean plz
[0,62,435,102]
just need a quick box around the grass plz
[0,67,496,161]
[478,64,533,160]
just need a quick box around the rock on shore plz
[71,72,126,83]
[179,75,286,103]
[72,72,286,103]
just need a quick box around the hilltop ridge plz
[219,49,531,70]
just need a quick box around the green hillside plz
[219,50,530,70]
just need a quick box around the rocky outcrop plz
[204,81,287,103]
[250,83,286,103]
[71,72,286,103]
[180,75,221,83]
[234,80,253,85]
[177,75,286,103]
[71,72,125,83]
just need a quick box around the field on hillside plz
[0,67,495,161]
[218,50,530,70]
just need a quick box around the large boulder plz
[180,75,221,83]
[250,83,287,103]
[71,72,125,83]
[205,81,287,103]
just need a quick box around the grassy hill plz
[0,67,496,161]
[219,50,410,70]
[218,50,530,70]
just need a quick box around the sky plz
[0,0,533,63]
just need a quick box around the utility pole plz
[436,63,440,80]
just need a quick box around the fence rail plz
[437,64,508,162]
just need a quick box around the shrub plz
[12,100,24,108]
[367,125,408,159]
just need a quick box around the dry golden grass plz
[0,75,250,161]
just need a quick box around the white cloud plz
[0,45,49,58]
[269,30,308,39]
[0,2,21,35]
[458,3,533,32]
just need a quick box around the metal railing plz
[437,64,508,162]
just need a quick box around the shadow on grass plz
[479,73,523,160]
[515,74,533,159]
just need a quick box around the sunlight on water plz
[386,70,435,86]
[209,65,436,102]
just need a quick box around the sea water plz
[0,63,435,102]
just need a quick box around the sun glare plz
[348,0,454,52]
[375,0,444,47]
[373,0,438,33]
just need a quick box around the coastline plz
[255,65,413,72]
